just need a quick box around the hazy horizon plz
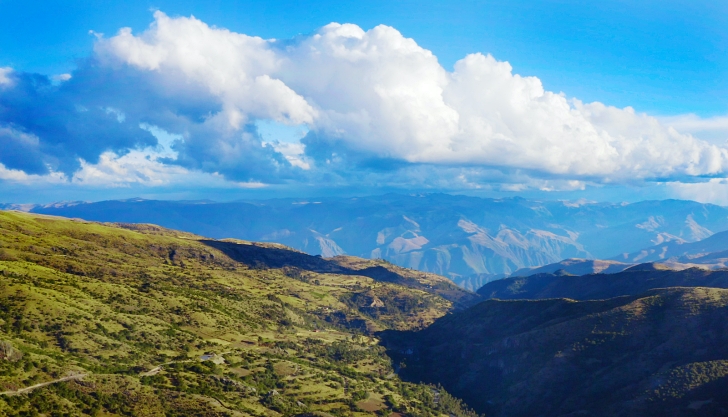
[2,190,724,207]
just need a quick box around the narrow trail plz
[6,352,233,395]
[139,366,162,377]
[1,373,88,396]
[138,357,203,377]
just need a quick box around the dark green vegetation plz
[477,266,728,300]
[383,287,728,416]
[0,211,479,417]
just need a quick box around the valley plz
[2,210,728,417]
[383,287,728,416]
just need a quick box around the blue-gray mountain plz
[6,194,728,288]
[612,229,728,268]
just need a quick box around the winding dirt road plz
[0,373,87,396]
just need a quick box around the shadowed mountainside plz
[382,287,728,417]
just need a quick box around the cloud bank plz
[2,11,728,194]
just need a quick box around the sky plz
[2,0,728,204]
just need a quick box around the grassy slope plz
[383,287,728,417]
[0,211,477,417]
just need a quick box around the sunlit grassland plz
[0,211,478,417]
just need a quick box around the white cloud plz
[91,13,728,183]
[4,12,728,198]
[667,179,728,206]
[0,125,261,189]
[71,150,187,186]
[68,130,267,188]
[96,11,316,129]
[285,23,459,160]
[0,142,186,188]
[0,67,13,86]
[0,151,268,192]
[52,73,72,82]
[660,114,728,144]
[0,163,66,183]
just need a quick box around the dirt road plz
[1,373,88,396]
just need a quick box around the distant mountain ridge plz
[477,265,728,300]
[506,255,727,281]
[6,194,728,283]
[613,229,728,267]
[509,258,635,277]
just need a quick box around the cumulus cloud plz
[0,139,263,191]
[441,58,728,179]
[0,71,158,175]
[2,11,728,193]
[0,162,66,183]
[72,150,187,186]
[95,13,728,180]
[660,114,728,144]
[97,13,316,128]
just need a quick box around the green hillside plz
[0,211,478,417]
[383,287,728,417]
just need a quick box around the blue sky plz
[4,0,727,115]
[1,0,728,203]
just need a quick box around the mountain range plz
[3,210,728,416]
[508,228,728,281]
[6,194,728,289]
[509,258,636,277]
[613,229,728,268]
